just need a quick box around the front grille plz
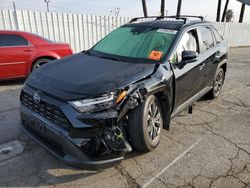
[21,91,71,129]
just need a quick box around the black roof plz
[123,15,210,30]
[124,20,185,30]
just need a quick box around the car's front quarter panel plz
[117,63,174,129]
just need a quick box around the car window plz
[0,34,29,47]
[92,26,177,63]
[198,26,214,52]
[171,29,199,63]
[211,27,223,44]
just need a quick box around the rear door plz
[171,28,204,109]
[196,26,218,90]
[210,26,228,76]
[0,34,35,79]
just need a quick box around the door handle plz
[199,63,205,70]
[24,49,34,52]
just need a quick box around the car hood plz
[26,53,156,100]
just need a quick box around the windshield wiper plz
[98,55,122,61]
[83,50,95,56]
[83,50,123,62]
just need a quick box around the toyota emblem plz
[33,92,41,104]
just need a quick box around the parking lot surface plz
[0,48,250,188]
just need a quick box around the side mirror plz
[182,51,198,63]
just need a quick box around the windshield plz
[91,26,177,63]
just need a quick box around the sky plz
[0,0,249,23]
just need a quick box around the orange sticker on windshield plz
[149,51,163,60]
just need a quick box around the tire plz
[206,67,225,99]
[31,58,52,72]
[128,95,163,152]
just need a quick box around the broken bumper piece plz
[20,106,131,170]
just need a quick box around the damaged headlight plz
[69,91,127,113]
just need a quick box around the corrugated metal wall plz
[214,22,250,47]
[0,9,131,52]
[1,9,250,52]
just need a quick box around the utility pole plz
[239,3,245,23]
[141,0,148,17]
[221,0,229,22]
[115,8,120,17]
[176,0,182,17]
[12,1,19,30]
[160,0,165,17]
[12,1,16,12]
[45,0,50,12]
[216,0,222,22]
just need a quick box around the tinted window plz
[211,27,223,44]
[199,26,214,52]
[172,29,199,63]
[92,26,177,62]
[0,34,29,47]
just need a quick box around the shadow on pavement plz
[0,132,102,187]
[0,79,26,87]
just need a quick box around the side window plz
[211,27,223,44]
[0,34,29,47]
[171,29,199,63]
[198,26,214,52]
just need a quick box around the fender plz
[217,58,228,72]
[35,51,61,60]
[213,58,227,86]
[117,65,174,130]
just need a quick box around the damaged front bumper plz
[20,87,133,170]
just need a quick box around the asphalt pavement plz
[0,48,250,188]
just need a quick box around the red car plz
[0,30,73,80]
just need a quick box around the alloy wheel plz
[214,69,224,96]
[147,101,161,142]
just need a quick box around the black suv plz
[20,15,228,169]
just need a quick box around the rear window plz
[198,26,214,52]
[211,27,223,44]
[0,34,29,47]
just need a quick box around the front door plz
[170,29,204,110]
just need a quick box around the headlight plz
[69,91,127,113]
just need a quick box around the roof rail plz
[177,15,204,21]
[129,15,204,24]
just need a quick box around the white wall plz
[1,9,250,52]
[0,9,131,52]
[214,22,250,47]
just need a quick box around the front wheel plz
[128,95,163,152]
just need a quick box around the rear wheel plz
[207,67,225,99]
[128,95,163,152]
[31,58,52,72]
